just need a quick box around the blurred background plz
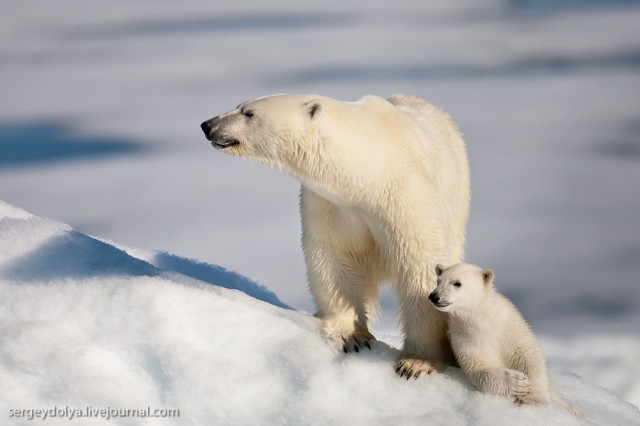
[1,0,639,407]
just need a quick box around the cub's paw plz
[501,369,531,398]
[395,358,435,380]
[515,394,544,407]
[329,330,376,353]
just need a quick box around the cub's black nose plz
[201,120,212,136]
[428,292,439,304]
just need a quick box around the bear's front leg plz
[308,254,377,353]
[323,316,376,353]
[304,242,377,353]
[395,264,456,378]
[301,188,378,353]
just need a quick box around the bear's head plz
[428,263,495,314]
[200,94,326,174]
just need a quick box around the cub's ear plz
[481,268,495,286]
[435,264,447,277]
[305,100,323,120]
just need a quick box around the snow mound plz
[1,200,638,425]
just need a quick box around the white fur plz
[431,263,578,415]
[202,94,470,375]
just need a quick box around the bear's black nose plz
[428,292,439,304]
[201,121,212,137]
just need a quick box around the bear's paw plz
[501,369,532,398]
[337,330,376,354]
[395,358,435,380]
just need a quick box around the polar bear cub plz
[429,263,578,415]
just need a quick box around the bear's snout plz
[429,291,451,309]
[200,117,240,149]
[201,119,214,138]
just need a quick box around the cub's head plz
[200,94,325,171]
[428,263,495,314]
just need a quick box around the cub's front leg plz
[466,368,532,399]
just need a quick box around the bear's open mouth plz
[212,138,240,149]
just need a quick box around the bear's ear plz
[435,264,447,277]
[305,100,323,120]
[481,268,495,286]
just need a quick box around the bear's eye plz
[243,110,254,118]
[452,281,462,288]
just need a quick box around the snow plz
[1,200,639,425]
[1,0,639,413]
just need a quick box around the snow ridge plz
[1,200,639,425]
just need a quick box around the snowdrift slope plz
[1,200,638,425]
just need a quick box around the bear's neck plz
[283,126,402,210]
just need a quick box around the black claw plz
[354,345,359,353]
[406,371,411,380]
[395,365,402,373]
[343,345,348,354]
[365,341,371,350]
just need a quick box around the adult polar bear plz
[201,94,470,377]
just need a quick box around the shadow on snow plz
[271,50,640,85]
[153,251,290,309]
[1,230,159,281]
[0,120,146,169]
[0,226,288,309]
[62,13,354,39]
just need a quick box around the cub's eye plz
[436,277,442,284]
[452,281,462,288]
[243,110,254,118]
